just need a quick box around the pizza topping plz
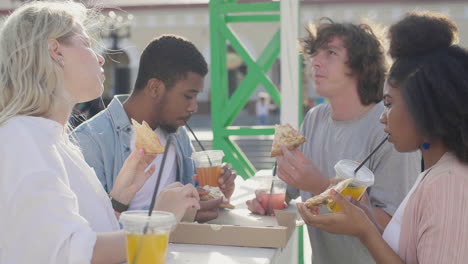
[200,186,235,209]
[270,123,307,157]
[304,178,353,208]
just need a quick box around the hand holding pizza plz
[154,182,200,222]
[218,163,236,199]
[277,145,330,195]
[297,189,375,240]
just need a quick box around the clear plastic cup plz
[191,150,225,187]
[254,176,287,211]
[327,159,374,213]
[120,210,176,264]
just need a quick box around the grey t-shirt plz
[289,102,420,264]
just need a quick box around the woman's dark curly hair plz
[388,11,468,163]
[302,18,387,106]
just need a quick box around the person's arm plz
[218,163,237,199]
[297,190,404,264]
[91,231,127,264]
[276,145,330,195]
[154,182,200,222]
[92,183,203,263]
[109,149,156,209]
[372,207,391,230]
[359,227,405,264]
[71,129,108,190]
[5,170,102,263]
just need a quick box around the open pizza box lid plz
[169,203,299,248]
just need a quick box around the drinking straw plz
[185,122,212,167]
[354,135,389,174]
[266,180,275,216]
[185,121,206,151]
[132,138,172,264]
[266,162,277,215]
[147,137,172,217]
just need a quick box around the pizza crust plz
[131,119,165,154]
[304,178,353,208]
[270,123,307,157]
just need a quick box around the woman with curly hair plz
[298,11,468,263]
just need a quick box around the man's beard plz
[160,124,178,134]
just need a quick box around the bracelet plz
[109,196,129,213]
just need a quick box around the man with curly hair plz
[74,35,236,223]
[247,19,421,263]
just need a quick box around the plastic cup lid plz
[334,159,374,186]
[191,150,225,161]
[119,210,176,227]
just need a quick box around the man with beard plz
[74,35,236,222]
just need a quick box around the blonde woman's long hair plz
[0,1,98,126]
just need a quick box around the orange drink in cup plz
[191,150,224,187]
[327,160,374,213]
[120,210,176,264]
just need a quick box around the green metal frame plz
[210,2,304,263]
[210,0,282,179]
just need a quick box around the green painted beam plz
[225,14,280,23]
[219,137,256,178]
[218,23,279,127]
[256,29,281,106]
[210,1,304,262]
[219,2,280,14]
[221,74,258,127]
[220,126,275,137]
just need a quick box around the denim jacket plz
[72,95,196,192]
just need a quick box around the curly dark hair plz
[388,12,468,163]
[133,35,208,91]
[301,18,387,105]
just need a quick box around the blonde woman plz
[0,1,199,263]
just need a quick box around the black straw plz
[132,137,172,264]
[354,135,388,174]
[185,121,212,166]
[185,121,206,151]
[148,137,172,216]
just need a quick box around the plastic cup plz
[120,210,176,264]
[255,176,287,211]
[191,150,224,187]
[327,159,374,213]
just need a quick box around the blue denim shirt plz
[72,95,196,193]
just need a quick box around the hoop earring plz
[420,142,431,150]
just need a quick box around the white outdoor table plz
[166,171,299,264]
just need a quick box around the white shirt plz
[129,127,177,210]
[0,116,119,264]
[382,169,428,252]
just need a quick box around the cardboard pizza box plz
[169,206,298,248]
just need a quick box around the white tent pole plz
[280,0,300,129]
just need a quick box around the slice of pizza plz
[304,178,353,209]
[200,186,235,209]
[270,123,307,157]
[131,119,165,154]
